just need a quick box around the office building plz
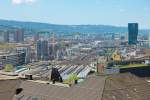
[0,51,26,67]
[4,31,10,42]
[114,33,120,40]
[125,33,128,42]
[37,40,42,60]
[16,47,31,64]
[34,33,39,42]
[128,23,138,45]
[111,33,115,40]
[14,30,24,43]
[0,29,24,43]
[41,40,49,60]
[37,40,49,60]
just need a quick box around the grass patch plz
[114,64,149,69]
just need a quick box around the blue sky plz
[0,0,150,29]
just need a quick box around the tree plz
[68,74,79,85]
[4,64,14,72]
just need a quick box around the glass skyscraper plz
[128,23,138,45]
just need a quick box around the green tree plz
[68,74,79,84]
[4,64,14,72]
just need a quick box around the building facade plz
[16,47,31,64]
[128,23,138,45]
[0,52,26,67]
[0,29,24,43]
[37,40,49,60]
[14,30,24,43]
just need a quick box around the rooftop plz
[102,73,150,100]
[0,73,149,100]
[0,79,21,100]
[13,75,106,100]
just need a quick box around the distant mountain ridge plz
[0,19,149,34]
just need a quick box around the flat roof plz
[0,52,24,57]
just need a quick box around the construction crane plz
[49,32,57,59]
[60,33,66,49]
[51,32,56,51]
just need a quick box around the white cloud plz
[12,0,36,5]
[25,0,36,3]
[12,0,23,5]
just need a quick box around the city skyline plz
[0,0,150,29]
